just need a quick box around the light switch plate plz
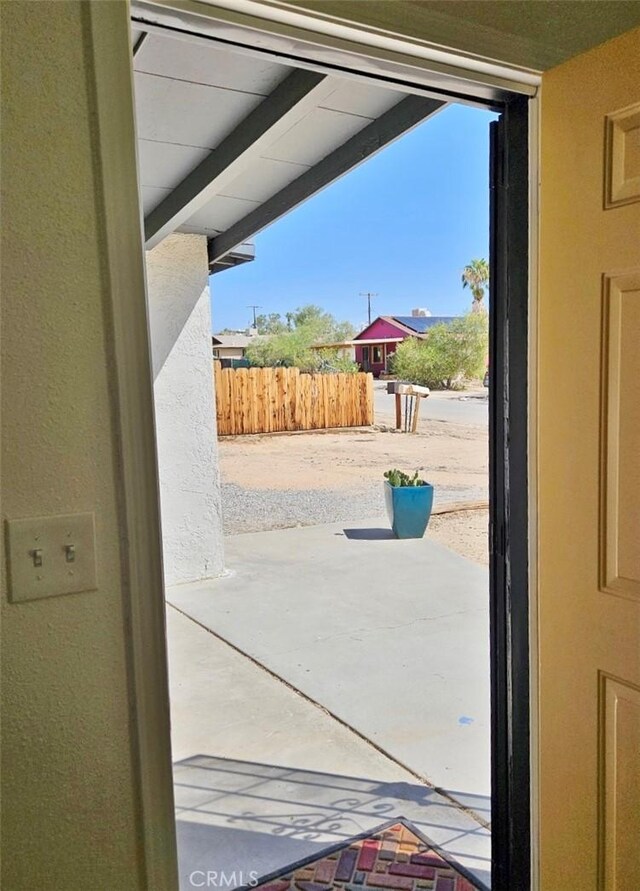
[6,512,98,603]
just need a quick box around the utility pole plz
[247,304,261,327]
[360,292,378,326]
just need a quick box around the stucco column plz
[145,233,224,585]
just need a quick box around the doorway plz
[128,6,532,889]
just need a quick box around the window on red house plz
[372,345,383,363]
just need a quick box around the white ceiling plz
[133,26,414,247]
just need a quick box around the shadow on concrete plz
[341,527,395,540]
[174,754,491,891]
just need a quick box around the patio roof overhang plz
[131,17,447,272]
[310,337,406,349]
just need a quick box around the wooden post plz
[411,395,422,433]
[395,393,402,430]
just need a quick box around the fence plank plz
[365,372,374,426]
[213,365,373,435]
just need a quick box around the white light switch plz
[6,513,98,603]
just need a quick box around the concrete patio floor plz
[168,519,490,813]
[168,605,491,891]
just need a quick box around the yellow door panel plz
[538,27,640,888]
[600,675,640,891]
[601,271,640,599]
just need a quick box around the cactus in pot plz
[383,468,434,539]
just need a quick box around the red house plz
[354,314,457,376]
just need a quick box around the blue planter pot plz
[384,480,434,539]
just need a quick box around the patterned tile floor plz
[255,821,485,891]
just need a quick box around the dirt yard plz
[219,421,486,495]
[218,418,489,565]
[427,509,489,566]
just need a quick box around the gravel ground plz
[221,481,486,535]
[219,415,489,563]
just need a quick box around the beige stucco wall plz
[1,3,144,887]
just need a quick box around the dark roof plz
[391,315,458,333]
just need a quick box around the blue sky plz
[210,103,496,333]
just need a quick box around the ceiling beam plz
[133,31,148,56]
[144,68,336,249]
[210,242,255,275]
[208,95,446,267]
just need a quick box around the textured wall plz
[146,235,225,585]
[284,1,640,70]
[0,3,143,887]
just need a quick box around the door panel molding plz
[604,103,640,208]
[598,672,640,890]
[599,269,640,601]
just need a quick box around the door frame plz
[489,99,534,891]
[96,2,541,887]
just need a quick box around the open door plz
[538,28,640,889]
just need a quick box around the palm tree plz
[461,258,489,312]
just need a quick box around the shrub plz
[245,336,358,374]
[390,312,488,389]
[314,350,359,374]
[245,328,315,369]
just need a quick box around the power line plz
[247,304,262,326]
[359,292,378,326]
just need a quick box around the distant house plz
[353,312,458,375]
[212,330,262,365]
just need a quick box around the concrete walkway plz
[168,520,490,815]
[168,606,490,890]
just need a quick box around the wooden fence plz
[214,363,373,435]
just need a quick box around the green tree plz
[253,304,355,341]
[330,319,357,342]
[461,258,489,312]
[291,304,327,329]
[245,303,356,371]
[289,304,355,342]
[254,312,287,335]
[389,313,488,389]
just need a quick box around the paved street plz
[374,384,488,428]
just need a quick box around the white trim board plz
[86,3,178,888]
[130,0,540,105]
